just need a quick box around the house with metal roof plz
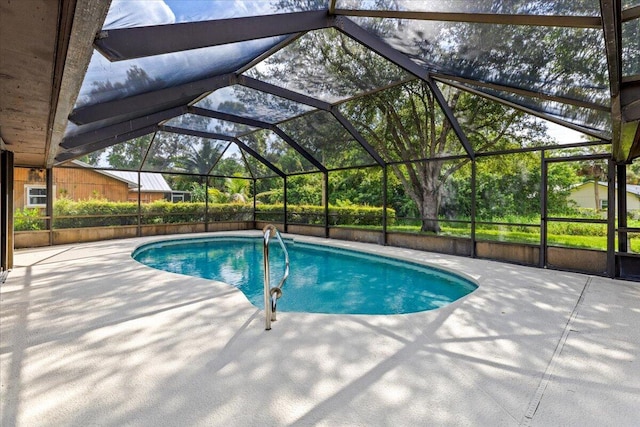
[13,161,187,210]
[570,181,640,211]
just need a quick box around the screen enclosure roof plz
[43,1,640,175]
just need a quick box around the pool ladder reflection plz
[263,224,290,330]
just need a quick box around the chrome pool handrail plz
[263,224,290,330]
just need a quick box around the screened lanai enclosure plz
[2,0,640,280]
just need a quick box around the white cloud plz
[545,122,587,143]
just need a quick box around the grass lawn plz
[384,224,640,252]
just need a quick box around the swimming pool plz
[132,236,478,314]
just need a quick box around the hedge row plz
[52,199,251,229]
[19,199,394,230]
[256,204,395,226]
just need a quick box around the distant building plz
[14,162,189,211]
[103,170,190,203]
[569,181,640,211]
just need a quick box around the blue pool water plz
[132,237,477,314]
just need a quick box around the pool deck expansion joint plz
[521,276,592,426]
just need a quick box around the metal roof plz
[103,170,172,192]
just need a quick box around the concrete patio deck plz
[1,231,639,426]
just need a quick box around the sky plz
[545,121,589,143]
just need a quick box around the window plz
[600,199,608,210]
[171,193,185,203]
[26,185,47,207]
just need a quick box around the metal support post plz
[540,151,548,268]
[324,171,330,238]
[617,163,628,252]
[283,176,288,233]
[137,171,142,237]
[382,165,388,245]
[470,159,476,257]
[607,158,616,278]
[205,177,209,232]
[46,168,54,246]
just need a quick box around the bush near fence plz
[16,200,393,230]
[50,200,250,228]
[258,204,395,227]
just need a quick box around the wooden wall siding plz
[15,167,128,211]
[14,167,169,212]
[53,168,130,203]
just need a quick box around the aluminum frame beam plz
[70,74,237,125]
[159,125,235,141]
[231,137,286,178]
[271,126,328,173]
[333,9,602,28]
[622,5,640,20]
[331,108,385,166]
[189,106,273,130]
[187,106,328,172]
[61,106,186,150]
[235,33,304,76]
[333,16,475,159]
[431,73,611,112]
[237,76,333,111]
[621,80,640,121]
[443,78,612,141]
[600,0,626,161]
[55,125,158,163]
[159,125,285,178]
[95,11,334,61]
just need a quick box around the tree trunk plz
[419,186,441,233]
[593,179,600,212]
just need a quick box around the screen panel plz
[238,129,318,174]
[209,143,253,178]
[245,27,411,103]
[194,85,315,124]
[164,114,258,136]
[142,131,227,173]
[103,0,330,29]
[623,18,640,77]
[278,110,377,169]
[70,133,156,170]
[436,80,612,139]
[76,36,286,109]
[350,17,609,107]
[339,80,469,162]
[335,0,601,16]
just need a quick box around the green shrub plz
[34,199,395,229]
[142,200,206,224]
[547,221,607,237]
[256,204,395,227]
[14,208,45,231]
[53,198,138,228]
[205,203,253,221]
[51,199,254,228]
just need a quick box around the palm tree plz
[178,139,223,181]
[226,174,250,203]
